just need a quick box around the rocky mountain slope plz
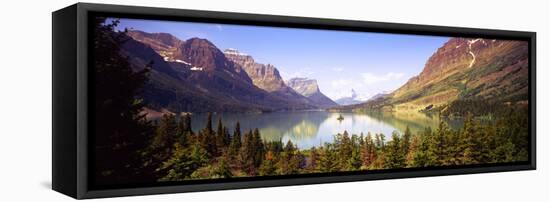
[331,37,529,112]
[121,30,316,113]
[286,78,338,108]
[222,49,318,107]
[126,30,184,53]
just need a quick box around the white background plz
[0,0,548,201]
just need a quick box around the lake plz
[188,111,464,149]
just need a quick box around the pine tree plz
[412,127,435,167]
[265,139,284,158]
[223,126,231,146]
[158,143,208,181]
[183,113,193,135]
[290,150,305,173]
[148,114,178,172]
[279,140,302,175]
[443,125,461,165]
[338,131,353,169]
[252,128,265,168]
[176,114,191,146]
[284,139,296,154]
[211,158,232,178]
[375,133,386,149]
[362,132,377,168]
[431,122,450,166]
[348,134,363,170]
[348,148,362,170]
[215,118,225,154]
[406,135,420,167]
[459,114,485,165]
[359,133,365,148]
[228,122,242,166]
[240,130,256,174]
[93,17,154,184]
[206,113,213,131]
[259,151,277,176]
[370,133,387,169]
[307,147,319,172]
[318,143,340,172]
[384,131,406,169]
[402,126,412,155]
[200,113,217,156]
[460,115,479,164]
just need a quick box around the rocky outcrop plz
[223,49,286,92]
[287,78,338,108]
[286,78,319,97]
[223,49,324,108]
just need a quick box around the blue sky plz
[116,18,449,101]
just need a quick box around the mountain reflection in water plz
[188,111,463,149]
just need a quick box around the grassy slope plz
[331,39,529,113]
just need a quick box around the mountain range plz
[119,29,527,114]
[222,49,321,108]
[120,30,337,113]
[331,38,529,112]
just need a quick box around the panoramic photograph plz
[92,16,530,186]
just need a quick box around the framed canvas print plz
[52,3,536,199]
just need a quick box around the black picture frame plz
[52,2,536,199]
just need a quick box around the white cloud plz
[215,24,223,31]
[361,72,405,84]
[280,68,314,80]
[332,67,344,72]
[325,90,350,101]
[356,93,372,101]
[180,30,209,39]
[326,79,367,100]
[323,73,408,101]
[331,79,352,88]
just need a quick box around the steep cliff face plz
[286,78,319,97]
[223,49,286,92]
[287,78,338,108]
[332,37,529,112]
[223,48,324,108]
